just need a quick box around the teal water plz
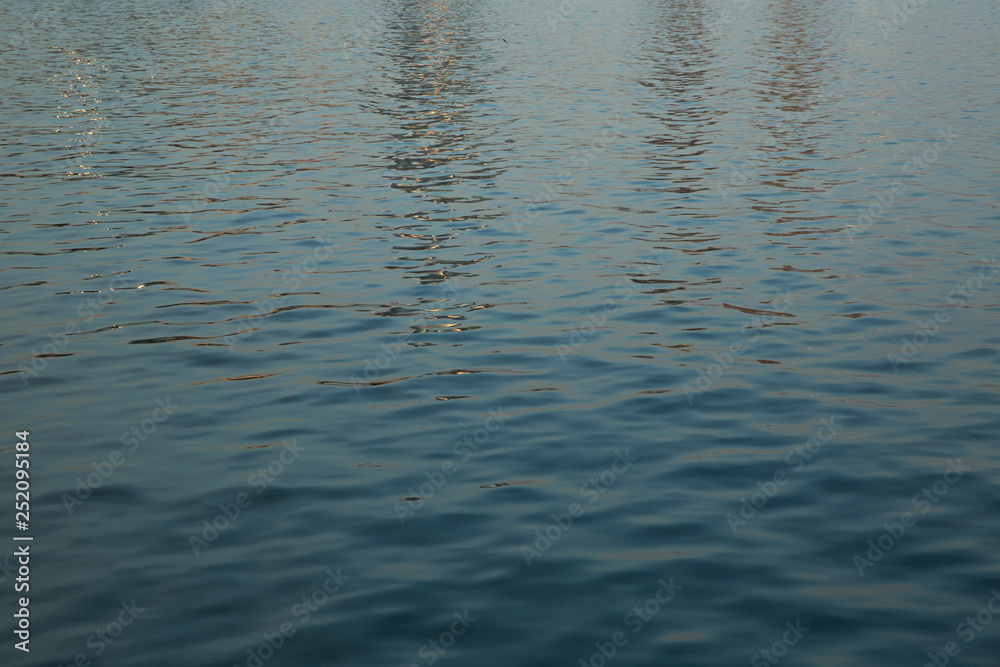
[2,0,1000,665]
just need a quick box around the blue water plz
[2,0,1000,665]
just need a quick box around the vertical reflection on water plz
[632,0,719,201]
[50,50,105,181]
[626,0,736,302]
[357,1,510,334]
[744,0,844,224]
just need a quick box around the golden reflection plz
[358,0,504,341]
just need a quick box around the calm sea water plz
[2,0,999,665]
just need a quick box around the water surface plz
[2,0,999,665]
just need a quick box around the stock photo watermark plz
[716,134,777,203]
[726,418,840,534]
[521,449,637,566]
[577,577,681,667]
[6,0,76,51]
[546,0,589,31]
[232,567,349,667]
[342,8,387,52]
[852,459,969,576]
[708,0,752,38]
[55,600,145,667]
[188,439,305,556]
[509,117,624,235]
[846,127,959,242]
[394,408,509,523]
[176,111,292,222]
[888,255,998,371]
[226,235,341,351]
[556,251,667,361]
[407,610,477,667]
[17,272,138,385]
[715,92,839,203]
[878,0,933,38]
[750,620,810,667]
[347,277,465,392]
[682,290,795,404]
[62,398,179,514]
[922,588,1000,667]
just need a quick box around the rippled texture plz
[3,0,1000,665]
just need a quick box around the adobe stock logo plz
[577,577,682,667]
[520,449,637,566]
[750,620,810,667]
[852,459,969,576]
[189,439,305,556]
[63,398,179,514]
[922,588,1000,667]
[406,610,477,666]
[726,418,840,534]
